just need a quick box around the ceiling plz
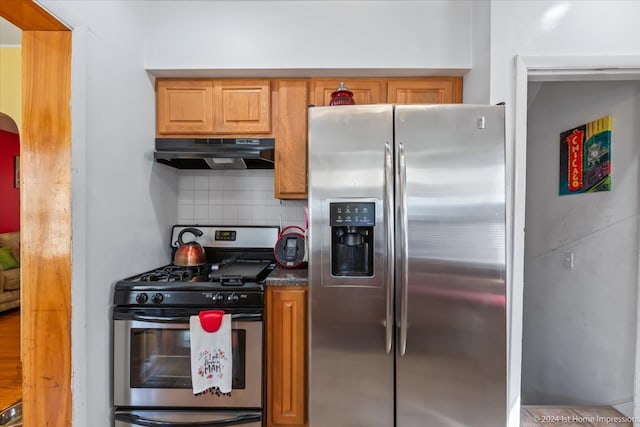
[0,17,21,46]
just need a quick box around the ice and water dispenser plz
[330,202,375,276]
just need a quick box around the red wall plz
[0,129,20,233]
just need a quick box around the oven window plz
[129,328,246,389]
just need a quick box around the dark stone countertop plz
[265,265,308,286]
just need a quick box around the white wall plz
[462,0,490,104]
[490,1,640,105]
[144,0,471,76]
[33,1,566,425]
[523,80,639,408]
[37,2,177,426]
[33,1,475,424]
[488,2,640,422]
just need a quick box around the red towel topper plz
[198,310,225,333]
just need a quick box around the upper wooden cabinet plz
[156,78,271,136]
[156,80,215,135]
[213,80,271,134]
[273,80,308,200]
[310,77,462,107]
[155,77,462,200]
[387,77,462,104]
[311,78,386,106]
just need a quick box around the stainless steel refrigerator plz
[308,104,506,427]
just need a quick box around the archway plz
[0,112,20,233]
[0,112,21,413]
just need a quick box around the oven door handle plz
[114,412,261,426]
[121,313,263,323]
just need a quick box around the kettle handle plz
[177,227,204,245]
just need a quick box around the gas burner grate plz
[139,265,202,282]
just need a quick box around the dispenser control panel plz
[330,202,375,227]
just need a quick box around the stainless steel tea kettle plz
[173,227,206,266]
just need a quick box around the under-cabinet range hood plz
[154,138,275,170]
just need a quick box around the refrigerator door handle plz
[384,141,394,354]
[398,142,409,357]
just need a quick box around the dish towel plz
[190,310,232,396]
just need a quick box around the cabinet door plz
[156,80,214,135]
[387,77,462,104]
[311,78,386,106]
[213,79,271,134]
[274,80,308,199]
[266,286,307,427]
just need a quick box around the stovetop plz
[117,259,274,286]
[112,225,280,308]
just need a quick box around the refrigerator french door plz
[308,104,506,427]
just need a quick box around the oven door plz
[113,309,262,408]
[114,410,262,427]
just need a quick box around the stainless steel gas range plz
[112,225,279,427]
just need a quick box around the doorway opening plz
[520,80,639,425]
[509,56,640,426]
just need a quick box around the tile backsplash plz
[177,170,307,230]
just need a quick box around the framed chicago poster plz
[559,115,611,196]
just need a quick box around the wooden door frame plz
[0,2,71,427]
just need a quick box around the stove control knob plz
[152,293,164,304]
[213,293,224,302]
[227,293,239,303]
[136,293,148,304]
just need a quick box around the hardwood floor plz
[0,308,21,410]
[522,405,632,426]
